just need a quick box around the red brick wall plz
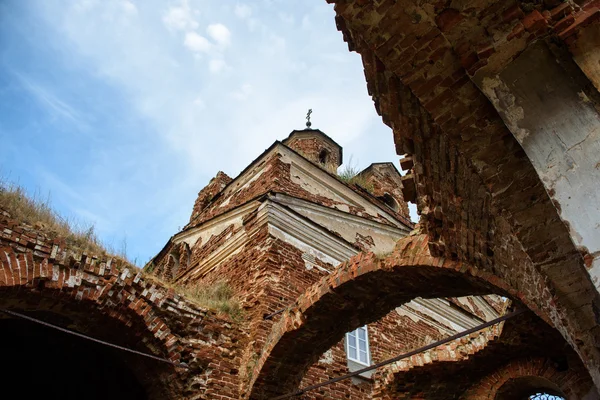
[462,357,593,400]
[329,0,600,387]
[359,163,411,221]
[298,311,450,399]
[188,171,232,226]
[285,136,341,174]
[0,209,245,400]
[171,204,457,398]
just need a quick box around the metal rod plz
[264,308,286,320]
[0,308,189,369]
[269,308,526,400]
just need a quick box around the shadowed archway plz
[0,245,184,398]
[0,316,149,400]
[247,234,550,399]
[462,357,593,399]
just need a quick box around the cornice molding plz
[271,193,411,236]
[407,297,491,333]
[281,148,406,227]
[261,200,358,263]
[173,201,260,245]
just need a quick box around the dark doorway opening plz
[0,316,148,400]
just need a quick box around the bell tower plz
[282,110,342,174]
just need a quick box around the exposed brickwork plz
[373,323,502,399]
[0,209,243,399]
[328,0,600,387]
[373,325,502,399]
[358,162,411,220]
[188,171,232,226]
[247,234,541,399]
[462,357,592,400]
[375,311,594,399]
[283,129,342,174]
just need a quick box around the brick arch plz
[371,323,503,399]
[0,243,198,398]
[329,0,600,389]
[247,234,547,399]
[461,358,592,400]
[0,246,182,360]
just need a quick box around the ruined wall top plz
[282,129,343,174]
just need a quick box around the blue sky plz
[0,0,414,265]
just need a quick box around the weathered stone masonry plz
[329,0,600,390]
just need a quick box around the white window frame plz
[345,325,371,366]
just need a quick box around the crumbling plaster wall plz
[186,146,405,230]
[328,0,600,388]
[271,194,408,256]
[476,40,600,289]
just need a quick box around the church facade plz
[148,126,508,399]
[2,0,600,396]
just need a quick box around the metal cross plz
[306,109,312,128]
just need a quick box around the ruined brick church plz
[2,0,600,399]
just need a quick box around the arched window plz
[380,193,399,212]
[529,394,565,400]
[495,376,566,400]
[184,243,192,269]
[318,149,329,164]
[168,252,180,278]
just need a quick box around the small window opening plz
[318,149,329,165]
[346,326,370,366]
[184,243,192,269]
[168,252,180,278]
[380,193,399,212]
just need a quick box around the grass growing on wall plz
[143,273,243,319]
[181,281,242,319]
[0,177,128,260]
[0,177,242,317]
[337,164,374,192]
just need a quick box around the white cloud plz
[234,4,251,19]
[301,15,311,30]
[209,59,228,74]
[122,0,137,15]
[193,96,205,109]
[21,0,404,264]
[207,23,231,47]
[232,83,252,100]
[162,0,198,31]
[184,31,211,53]
[278,12,294,25]
[14,72,87,129]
